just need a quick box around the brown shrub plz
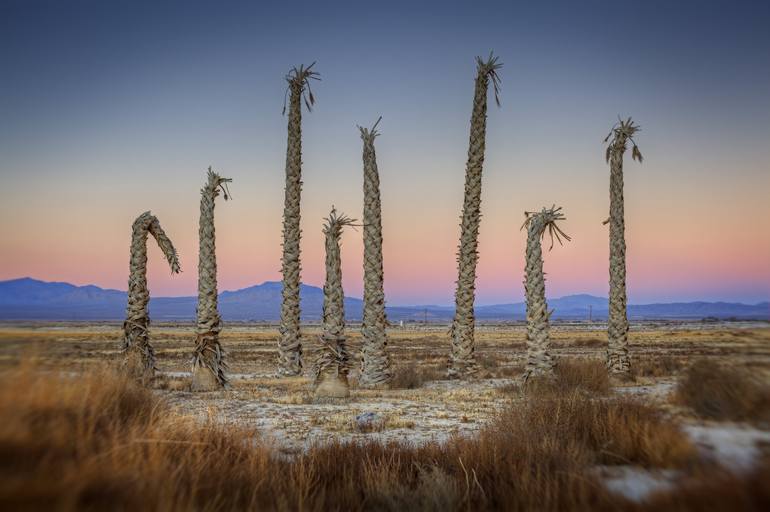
[565,337,605,348]
[497,392,695,469]
[633,355,683,378]
[673,359,770,424]
[643,456,770,511]
[514,358,611,396]
[390,362,443,389]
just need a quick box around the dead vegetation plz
[673,359,770,424]
[0,361,738,511]
[633,355,683,378]
[390,362,444,389]
[502,358,611,396]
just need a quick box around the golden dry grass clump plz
[673,359,770,424]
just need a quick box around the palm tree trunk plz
[314,209,355,399]
[607,145,631,376]
[448,54,502,379]
[522,207,570,382]
[278,64,318,376]
[358,119,392,388]
[121,211,180,382]
[191,168,231,391]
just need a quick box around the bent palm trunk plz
[604,118,642,378]
[314,208,355,399]
[522,206,571,382]
[121,211,180,382]
[192,168,232,391]
[358,118,392,388]
[448,53,502,379]
[278,63,320,376]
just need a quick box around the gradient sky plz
[1,0,769,305]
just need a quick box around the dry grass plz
[673,359,770,424]
[633,355,683,378]
[643,456,770,511]
[502,358,611,396]
[390,362,443,389]
[0,362,714,511]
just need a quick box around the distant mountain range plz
[0,277,767,322]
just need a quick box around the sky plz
[1,0,769,305]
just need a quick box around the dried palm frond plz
[283,61,321,114]
[604,117,643,163]
[476,51,503,106]
[521,205,572,250]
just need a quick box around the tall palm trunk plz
[191,168,232,391]
[448,53,502,379]
[358,118,392,388]
[278,63,320,376]
[121,211,180,382]
[314,208,355,399]
[604,118,642,378]
[522,206,570,382]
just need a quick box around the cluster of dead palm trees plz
[119,53,642,395]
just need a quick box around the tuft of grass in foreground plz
[1,362,756,511]
[673,359,770,424]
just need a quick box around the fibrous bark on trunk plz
[192,168,232,391]
[358,117,392,388]
[121,211,180,382]
[521,206,571,382]
[314,208,356,399]
[448,53,502,379]
[278,62,320,376]
[603,118,642,378]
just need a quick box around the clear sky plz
[1,0,769,305]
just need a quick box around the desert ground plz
[1,321,769,509]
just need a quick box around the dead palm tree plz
[278,62,320,376]
[521,206,571,382]
[358,117,392,388]
[448,53,502,379]
[121,211,180,382]
[191,168,232,391]
[603,118,642,378]
[314,208,356,399]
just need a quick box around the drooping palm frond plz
[323,207,359,236]
[476,51,503,106]
[521,205,572,250]
[205,166,233,201]
[604,117,643,163]
[283,61,321,114]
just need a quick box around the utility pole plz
[588,305,593,323]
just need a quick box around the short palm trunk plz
[521,206,570,383]
[313,208,355,400]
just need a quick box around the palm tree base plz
[446,360,478,380]
[191,366,221,392]
[122,346,154,384]
[314,373,350,399]
[358,379,391,390]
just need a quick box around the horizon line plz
[2,276,768,308]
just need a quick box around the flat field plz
[1,321,768,451]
